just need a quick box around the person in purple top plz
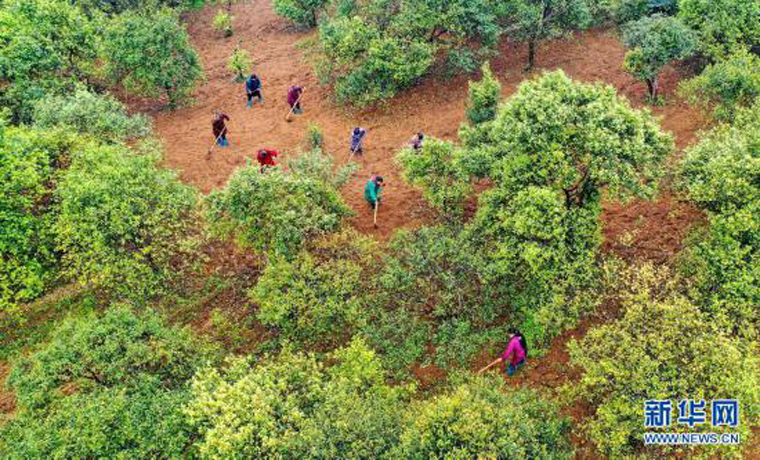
[500,327,527,376]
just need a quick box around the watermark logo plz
[643,399,740,446]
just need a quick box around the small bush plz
[396,374,573,458]
[306,123,323,149]
[213,9,233,37]
[273,0,328,28]
[285,147,357,188]
[679,49,760,121]
[227,47,251,82]
[465,61,501,125]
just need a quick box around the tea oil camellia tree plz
[54,143,201,302]
[101,8,203,107]
[678,0,760,61]
[622,14,697,100]
[463,70,673,342]
[0,307,216,458]
[273,0,328,28]
[206,163,351,260]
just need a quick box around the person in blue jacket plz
[245,74,263,108]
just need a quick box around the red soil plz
[126,0,709,258]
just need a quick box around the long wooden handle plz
[373,201,379,227]
[207,126,228,155]
[284,89,306,120]
[478,358,501,374]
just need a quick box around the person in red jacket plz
[257,149,278,173]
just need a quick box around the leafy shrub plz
[396,138,472,220]
[32,88,151,141]
[185,338,411,458]
[605,0,678,24]
[0,126,75,325]
[102,8,203,107]
[250,230,377,345]
[678,0,760,61]
[306,123,323,149]
[75,0,186,15]
[622,15,697,99]
[285,147,357,188]
[1,306,215,458]
[0,0,97,123]
[206,163,351,259]
[396,374,573,458]
[227,47,251,82]
[568,274,759,457]
[465,61,501,125]
[54,143,201,302]
[360,306,431,377]
[273,0,328,28]
[213,9,233,37]
[679,49,760,121]
[678,106,759,215]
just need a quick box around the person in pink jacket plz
[500,327,527,376]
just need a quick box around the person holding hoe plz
[212,109,230,147]
[364,174,383,227]
[408,132,424,150]
[287,84,304,114]
[350,126,367,156]
[479,327,528,376]
[246,73,263,108]
[256,148,278,173]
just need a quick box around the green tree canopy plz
[101,8,203,107]
[679,49,760,121]
[185,338,412,458]
[465,61,502,125]
[206,162,351,260]
[1,307,215,458]
[250,230,378,345]
[54,143,201,301]
[32,87,151,142]
[678,0,760,61]
[622,14,697,99]
[503,0,592,69]
[0,126,75,324]
[568,267,759,457]
[273,0,328,28]
[396,375,573,458]
[0,0,97,122]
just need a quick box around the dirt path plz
[126,0,708,255]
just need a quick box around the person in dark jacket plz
[350,127,367,155]
[287,85,303,114]
[408,132,424,150]
[246,74,263,108]
[212,110,230,147]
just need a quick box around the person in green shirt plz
[364,175,383,209]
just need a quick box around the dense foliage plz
[622,14,697,99]
[185,338,412,458]
[679,49,760,121]
[0,0,97,123]
[396,375,573,458]
[273,0,327,27]
[54,143,201,302]
[101,8,203,106]
[1,307,215,458]
[0,126,75,324]
[206,163,351,259]
[678,0,760,61]
[678,107,759,339]
[568,265,759,457]
[465,61,501,125]
[33,88,151,142]
[250,230,377,344]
